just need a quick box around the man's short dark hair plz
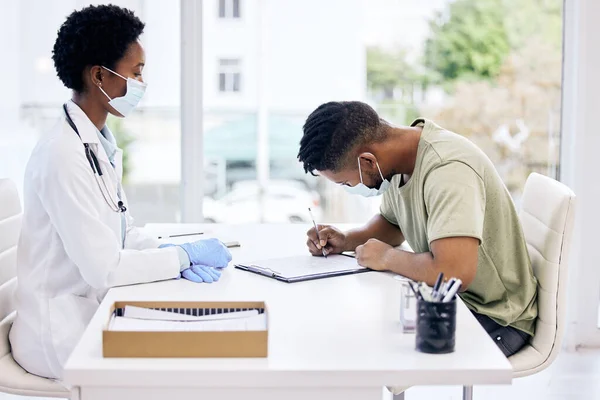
[52,4,145,92]
[297,101,383,174]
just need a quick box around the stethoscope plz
[63,103,127,213]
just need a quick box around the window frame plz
[561,0,600,349]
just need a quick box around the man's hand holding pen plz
[306,224,347,257]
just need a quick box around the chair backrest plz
[515,173,575,373]
[0,179,21,360]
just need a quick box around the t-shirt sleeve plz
[424,162,486,244]
[379,189,399,225]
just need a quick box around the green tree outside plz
[365,0,563,194]
[502,0,562,51]
[424,0,510,82]
[366,46,434,124]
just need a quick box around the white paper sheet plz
[242,254,364,278]
[109,313,267,332]
[123,305,258,321]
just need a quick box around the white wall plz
[0,0,27,195]
[267,0,366,112]
[202,0,259,111]
[202,0,366,113]
[0,0,20,129]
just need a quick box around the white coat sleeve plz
[37,144,181,289]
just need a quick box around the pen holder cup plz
[415,296,456,354]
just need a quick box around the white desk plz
[64,224,512,400]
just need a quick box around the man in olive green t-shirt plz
[297,101,537,357]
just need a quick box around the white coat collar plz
[64,100,120,170]
[64,100,101,144]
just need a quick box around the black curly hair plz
[297,101,385,175]
[52,4,145,92]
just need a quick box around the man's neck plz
[380,125,422,180]
[71,92,108,131]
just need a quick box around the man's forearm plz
[382,247,474,292]
[383,248,439,286]
[344,214,405,251]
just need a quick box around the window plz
[218,0,240,19]
[7,0,563,228]
[218,58,241,93]
[201,0,563,224]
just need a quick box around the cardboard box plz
[103,301,268,358]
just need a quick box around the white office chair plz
[511,175,575,366]
[462,173,576,400]
[391,173,576,400]
[0,179,70,398]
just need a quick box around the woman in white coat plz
[9,5,232,380]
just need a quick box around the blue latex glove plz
[177,238,232,269]
[181,265,222,283]
[159,243,225,284]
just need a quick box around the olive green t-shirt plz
[380,119,538,335]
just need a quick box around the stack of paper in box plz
[108,305,267,332]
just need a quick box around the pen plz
[408,282,422,300]
[434,281,446,302]
[418,283,433,301]
[247,265,275,277]
[442,279,462,302]
[432,272,444,300]
[158,232,204,239]
[308,207,327,258]
[443,278,456,296]
[433,272,444,293]
[236,264,277,277]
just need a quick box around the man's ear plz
[358,152,377,170]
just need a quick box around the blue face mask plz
[343,157,391,197]
[98,66,147,118]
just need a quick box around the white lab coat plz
[9,101,181,380]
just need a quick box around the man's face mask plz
[343,157,391,197]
